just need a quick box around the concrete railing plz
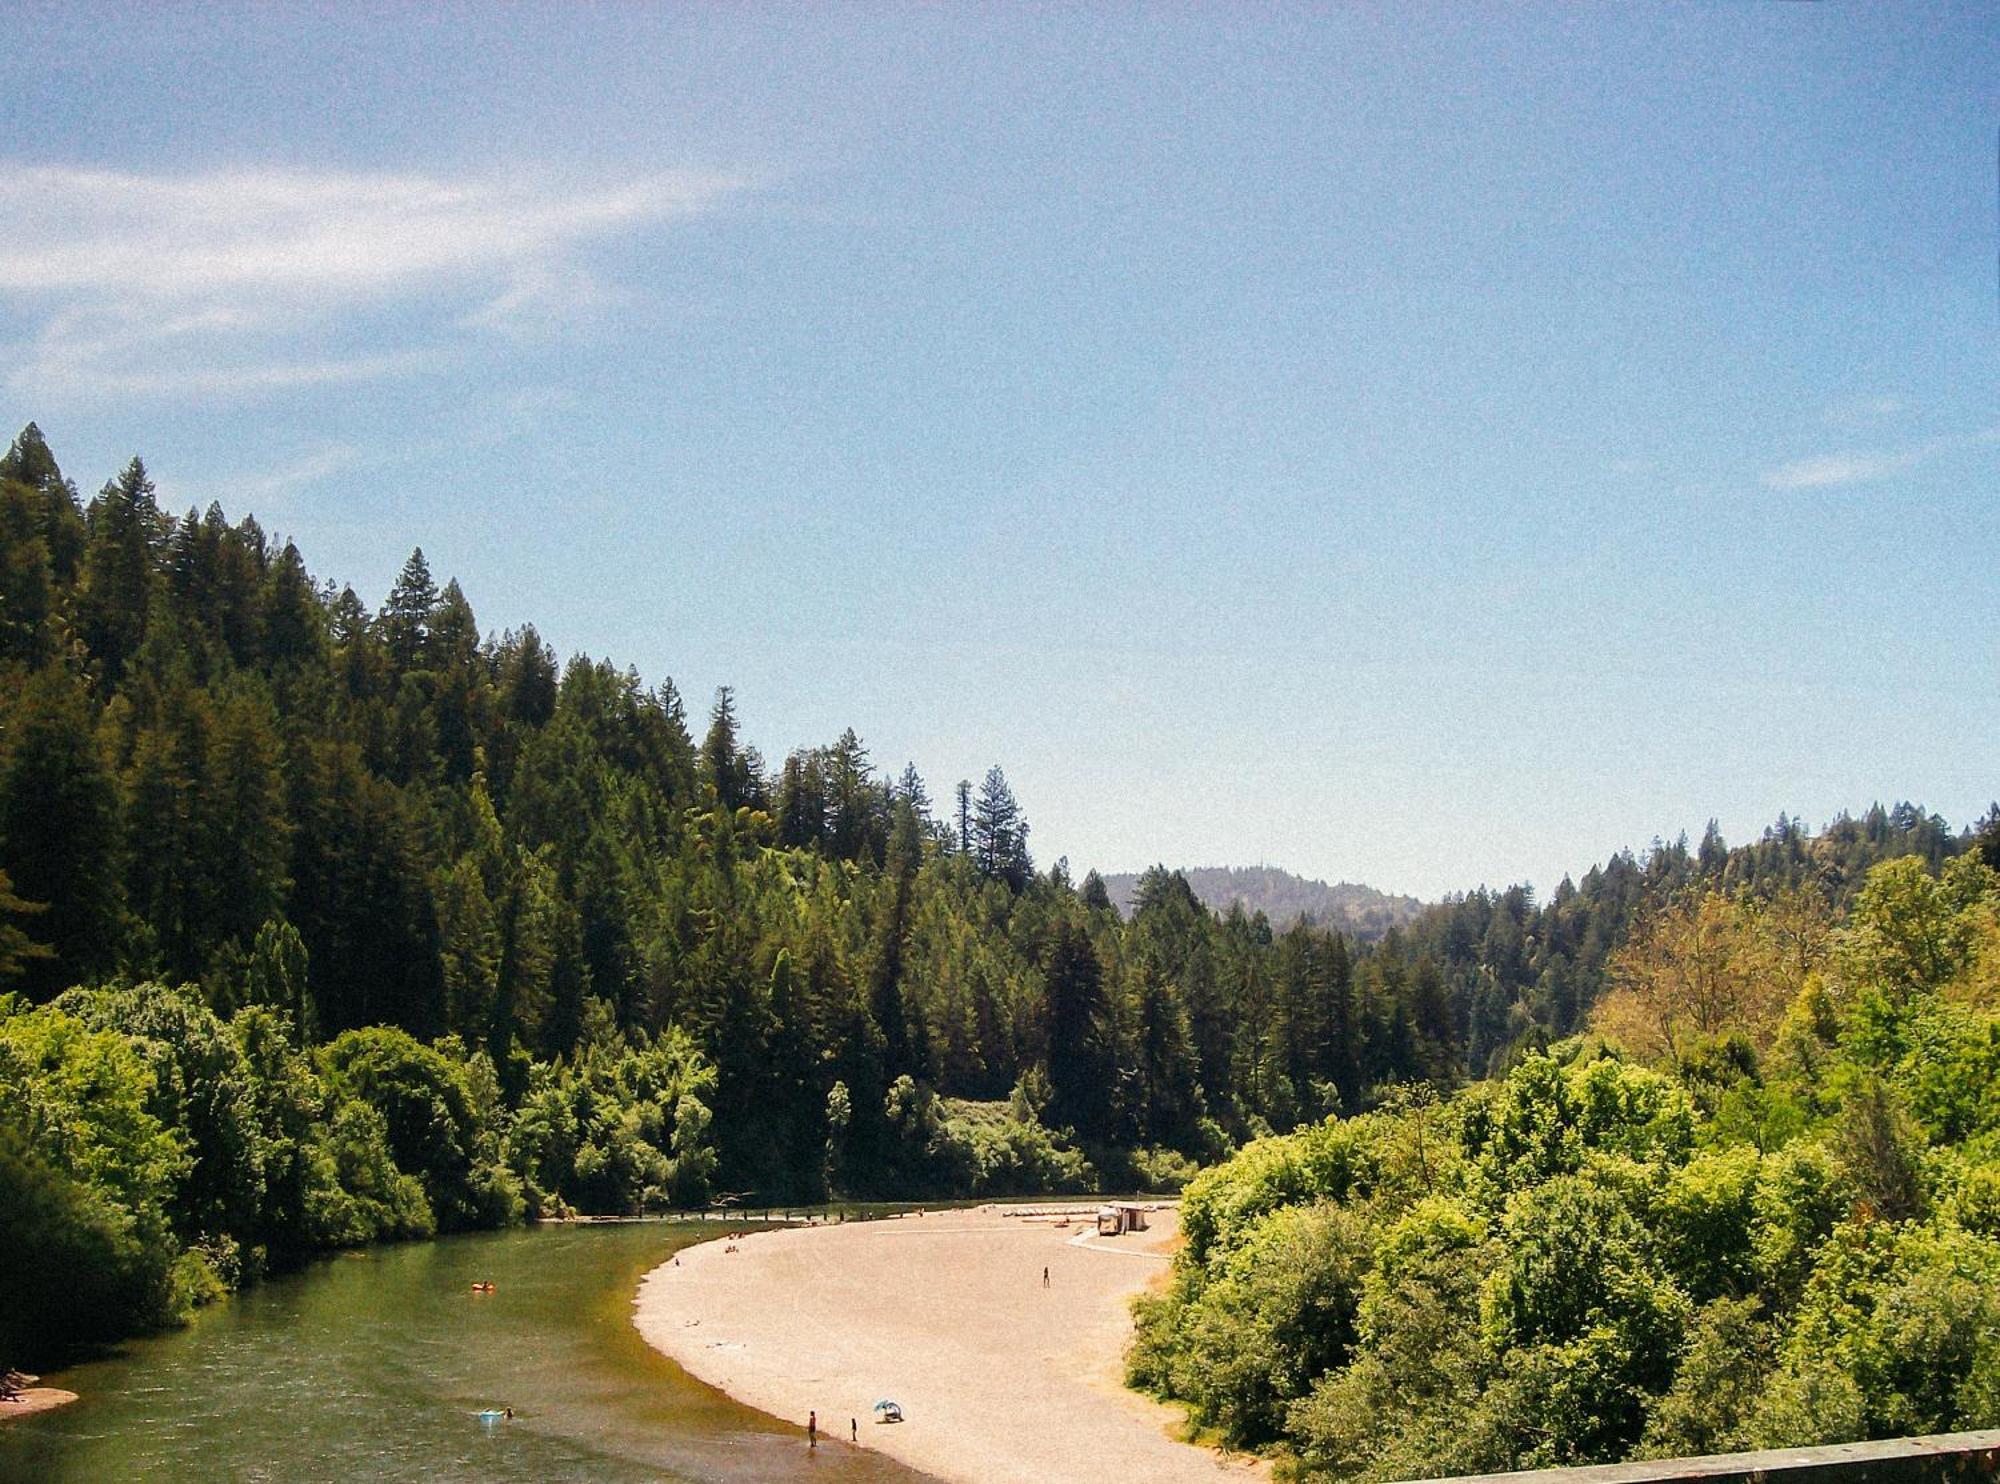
[1413,1430,2000,1484]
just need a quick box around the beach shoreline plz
[632,1204,1263,1484]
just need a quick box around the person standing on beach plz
[1042,1265,1049,1288]
[809,1409,817,1448]
[851,1416,858,1443]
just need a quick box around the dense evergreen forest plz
[1,421,1993,1369]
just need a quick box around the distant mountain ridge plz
[1097,865,1425,941]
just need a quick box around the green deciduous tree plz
[0,1003,189,1358]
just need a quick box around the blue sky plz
[1,4,1994,899]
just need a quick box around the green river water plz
[0,1223,933,1483]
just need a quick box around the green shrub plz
[1151,1201,1372,1447]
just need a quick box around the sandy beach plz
[633,1205,1264,1484]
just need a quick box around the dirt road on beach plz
[632,1205,1264,1484]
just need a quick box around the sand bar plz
[634,1204,1264,1484]
[0,1388,79,1421]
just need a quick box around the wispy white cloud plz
[461,263,628,340]
[0,162,749,400]
[226,444,366,501]
[23,333,448,400]
[155,442,366,514]
[1762,448,1924,491]
[1761,424,2000,492]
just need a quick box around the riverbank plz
[1,1223,919,1483]
[632,1204,1265,1484]
[0,1390,79,1422]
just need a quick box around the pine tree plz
[776,751,828,848]
[76,457,162,684]
[0,425,62,491]
[1131,961,1200,1144]
[379,547,439,673]
[867,840,925,1084]
[1081,870,1114,913]
[123,683,214,979]
[429,578,486,782]
[0,866,53,987]
[0,423,86,586]
[495,625,558,728]
[162,503,261,667]
[704,686,754,812]
[209,681,293,948]
[244,917,313,1038]
[897,762,931,817]
[0,666,125,996]
[1042,921,1114,1141]
[284,736,445,1036]
[1977,805,2000,873]
[436,854,501,1043]
[972,766,1032,890]
[0,467,56,664]
[1698,818,1728,876]
[826,728,877,862]
[261,542,326,671]
[763,949,827,1198]
[496,842,559,1056]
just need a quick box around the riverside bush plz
[1130,855,2000,1480]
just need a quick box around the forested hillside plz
[1099,866,1423,941]
[1387,803,1983,1078]
[1131,850,2000,1475]
[0,421,1992,1365]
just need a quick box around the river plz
[0,1222,933,1483]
